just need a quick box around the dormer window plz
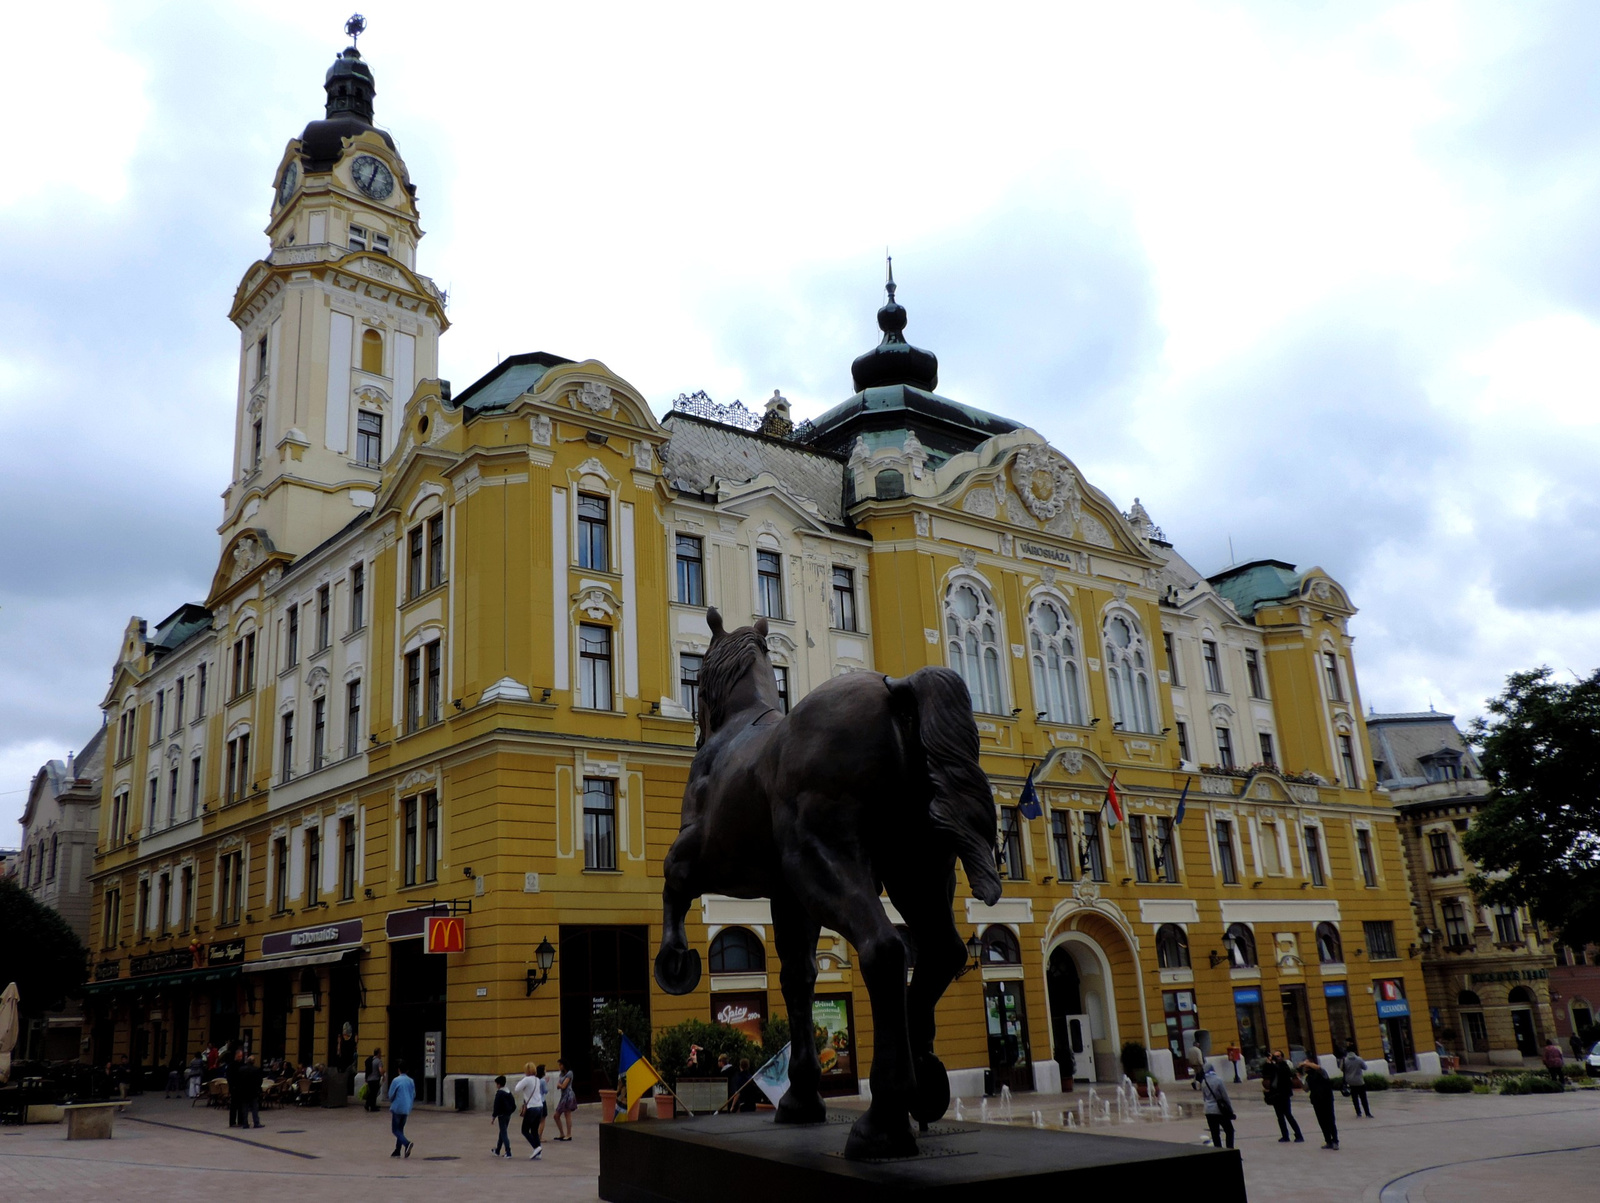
[349,224,369,252]
[347,224,389,256]
[372,232,390,255]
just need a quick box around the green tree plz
[0,876,88,1016]
[1462,668,1600,943]
[589,999,651,1089]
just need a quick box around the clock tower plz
[221,18,447,559]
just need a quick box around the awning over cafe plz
[83,965,241,997]
[241,947,365,974]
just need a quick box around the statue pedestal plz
[599,1112,1245,1203]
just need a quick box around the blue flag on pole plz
[1018,765,1042,820]
[1175,776,1192,824]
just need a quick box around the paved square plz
[2,1087,1597,1201]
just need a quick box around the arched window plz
[1225,923,1257,968]
[1156,923,1191,969]
[945,579,1004,714]
[1457,990,1481,1007]
[981,926,1021,965]
[1103,611,1155,733]
[361,328,383,374]
[1315,922,1343,964]
[1509,985,1535,1005]
[708,927,766,974]
[1028,598,1085,725]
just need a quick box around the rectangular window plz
[196,664,207,718]
[245,632,256,690]
[285,604,299,667]
[1428,831,1454,874]
[225,739,238,803]
[305,826,320,905]
[251,420,263,469]
[1363,920,1398,960]
[1442,899,1470,947]
[356,411,382,466]
[180,865,194,932]
[349,563,365,631]
[273,837,288,913]
[1162,631,1180,685]
[371,232,390,255]
[1463,1010,1488,1051]
[1493,905,1520,945]
[578,624,613,710]
[348,223,368,251]
[155,690,165,740]
[999,806,1025,879]
[1323,652,1344,701]
[1338,735,1359,788]
[577,493,610,571]
[403,797,419,887]
[280,712,294,782]
[405,649,422,732]
[1245,649,1265,698]
[157,873,170,935]
[1127,814,1151,883]
[426,641,442,726]
[238,733,250,796]
[220,850,244,925]
[1153,816,1177,883]
[256,334,268,382]
[1082,811,1106,882]
[340,816,356,901]
[407,526,424,598]
[1176,720,1191,763]
[1203,640,1224,692]
[1050,810,1074,881]
[831,566,858,631]
[316,585,331,650]
[147,776,158,830]
[1258,731,1275,768]
[583,778,617,870]
[1215,818,1239,885]
[103,888,121,949]
[168,764,179,825]
[424,793,439,883]
[346,680,362,754]
[175,677,185,726]
[48,834,57,881]
[312,697,327,770]
[679,653,702,718]
[676,534,704,605]
[190,756,202,819]
[1356,828,1378,887]
[1304,825,1326,886]
[756,550,784,619]
[1215,726,1234,770]
[773,665,790,714]
[427,513,445,589]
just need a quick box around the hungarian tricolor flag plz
[1104,771,1124,828]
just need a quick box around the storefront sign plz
[1468,969,1547,984]
[1232,988,1262,1005]
[130,948,197,977]
[385,904,449,941]
[424,1031,441,1080]
[1323,982,1348,998]
[209,939,246,967]
[425,915,466,953]
[711,992,766,1043]
[1377,999,1411,1019]
[260,918,363,959]
[94,959,120,982]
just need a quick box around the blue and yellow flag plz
[617,1033,662,1117]
[1018,765,1042,820]
[1175,776,1192,824]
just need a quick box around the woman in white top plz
[514,1062,545,1160]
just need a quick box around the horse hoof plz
[774,1090,826,1125]
[843,1109,918,1160]
[653,946,701,995]
[909,1053,950,1124]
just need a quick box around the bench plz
[63,1102,126,1140]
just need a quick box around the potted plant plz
[1120,1042,1150,1097]
[591,999,651,1123]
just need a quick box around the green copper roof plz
[1208,559,1301,617]
[808,383,1019,466]
[452,352,575,415]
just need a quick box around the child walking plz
[491,1074,515,1158]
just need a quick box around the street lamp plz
[955,931,985,978]
[1210,931,1241,969]
[525,937,556,995]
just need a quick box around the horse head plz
[699,608,780,736]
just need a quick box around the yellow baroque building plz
[85,35,1426,1104]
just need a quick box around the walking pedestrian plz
[238,1055,264,1129]
[1194,1062,1236,1149]
[490,1074,515,1158]
[225,1048,245,1127]
[1301,1059,1339,1149]
[553,1060,577,1141]
[387,1059,416,1158]
[1227,1044,1242,1083]
[186,1051,205,1100]
[514,1061,545,1160]
[1343,1045,1372,1117]
[1263,1050,1304,1143]
[1542,1038,1566,1090]
[364,1047,384,1112]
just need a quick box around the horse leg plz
[884,860,963,1126]
[653,834,702,995]
[770,891,826,1125]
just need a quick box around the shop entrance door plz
[1280,986,1315,1062]
[388,937,447,1103]
[984,981,1033,1092]
[1046,946,1092,1083]
[1511,1008,1539,1057]
[558,925,651,1101]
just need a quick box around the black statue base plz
[598,1113,1247,1203]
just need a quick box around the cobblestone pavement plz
[2,1086,1597,1201]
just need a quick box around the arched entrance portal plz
[1045,933,1121,1083]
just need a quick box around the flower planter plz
[655,1093,675,1120]
[599,1089,618,1123]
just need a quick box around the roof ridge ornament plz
[346,13,366,46]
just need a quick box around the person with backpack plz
[1342,1045,1372,1117]
[1263,1050,1304,1143]
[1300,1059,1339,1149]
[490,1074,516,1158]
[1194,1062,1236,1149]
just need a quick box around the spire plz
[325,15,376,123]
[849,257,939,393]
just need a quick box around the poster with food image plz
[712,992,766,1043]
[812,995,853,1078]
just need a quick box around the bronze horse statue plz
[655,609,1002,1158]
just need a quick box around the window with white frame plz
[1104,611,1155,733]
[679,652,702,718]
[831,566,858,631]
[1028,598,1084,725]
[945,579,1004,714]
[578,624,614,710]
[756,549,784,619]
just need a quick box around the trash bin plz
[454,1076,470,1111]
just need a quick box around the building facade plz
[84,32,1426,1102]
[1371,711,1564,1067]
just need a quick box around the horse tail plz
[891,667,1003,905]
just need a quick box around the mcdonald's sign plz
[425,915,466,954]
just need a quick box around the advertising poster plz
[711,992,767,1043]
[812,994,854,1085]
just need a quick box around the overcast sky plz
[5,1,1599,835]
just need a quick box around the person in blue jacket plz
[387,1059,416,1158]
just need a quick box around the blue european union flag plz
[1018,765,1042,820]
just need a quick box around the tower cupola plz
[849,257,940,394]
[324,16,376,123]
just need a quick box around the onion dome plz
[849,259,939,393]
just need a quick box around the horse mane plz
[699,627,771,732]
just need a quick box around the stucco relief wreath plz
[1009,444,1080,525]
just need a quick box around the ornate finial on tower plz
[850,257,938,393]
[346,13,367,46]
[886,250,896,302]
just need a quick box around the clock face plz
[277,161,298,207]
[350,155,395,201]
